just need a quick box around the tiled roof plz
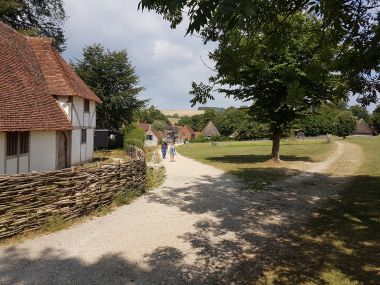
[0,21,72,131]
[27,37,101,104]
[139,123,151,132]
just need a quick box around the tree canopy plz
[194,14,351,159]
[139,0,379,104]
[139,0,379,160]
[137,105,169,124]
[73,44,146,131]
[349,105,371,122]
[0,0,66,51]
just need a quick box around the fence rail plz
[0,159,146,239]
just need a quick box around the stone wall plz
[0,159,146,239]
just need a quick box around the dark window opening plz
[84,99,90,112]
[19,132,29,154]
[146,135,153,141]
[6,132,29,156]
[6,132,18,156]
[81,129,87,143]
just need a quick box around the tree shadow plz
[145,170,380,284]
[1,171,378,284]
[205,154,313,164]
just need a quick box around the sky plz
[62,0,240,110]
[62,0,376,112]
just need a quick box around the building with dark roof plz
[202,121,220,137]
[0,21,101,174]
[354,118,373,135]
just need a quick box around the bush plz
[123,123,145,150]
[334,111,357,138]
[190,135,210,143]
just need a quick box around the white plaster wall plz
[56,96,72,119]
[0,132,4,174]
[19,155,29,173]
[6,158,17,175]
[144,130,159,146]
[72,96,83,127]
[86,128,94,161]
[89,101,96,128]
[71,97,97,164]
[30,131,56,172]
[80,142,87,162]
[71,129,81,165]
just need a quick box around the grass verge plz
[178,139,335,190]
[258,136,380,284]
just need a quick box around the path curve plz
[0,141,363,284]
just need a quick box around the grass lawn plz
[178,139,336,190]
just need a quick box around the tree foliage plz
[335,111,357,138]
[192,14,351,159]
[139,0,379,104]
[137,105,169,124]
[0,0,66,51]
[123,124,145,151]
[372,105,380,133]
[152,120,167,132]
[349,105,371,123]
[73,44,146,131]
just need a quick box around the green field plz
[178,139,336,190]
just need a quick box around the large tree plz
[73,44,146,131]
[139,0,379,160]
[194,14,350,160]
[0,0,66,51]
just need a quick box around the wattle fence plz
[0,159,146,239]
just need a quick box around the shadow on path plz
[205,154,313,164]
[1,170,379,284]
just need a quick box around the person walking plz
[169,141,176,162]
[161,141,168,159]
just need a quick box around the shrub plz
[123,123,145,150]
[334,111,357,139]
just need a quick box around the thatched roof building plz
[354,118,372,135]
[202,121,220,137]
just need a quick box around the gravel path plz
[0,141,363,285]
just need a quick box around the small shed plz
[354,118,373,135]
[294,129,306,138]
[94,129,123,149]
[202,121,220,137]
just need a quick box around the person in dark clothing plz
[161,141,168,159]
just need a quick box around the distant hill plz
[198,107,225,112]
[161,109,205,117]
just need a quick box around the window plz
[19,132,29,154]
[81,129,87,143]
[6,132,29,156]
[146,135,153,141]
[6,132,18,156]
[84,99,90,112]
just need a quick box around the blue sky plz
[62,0,240,110]
[62,0,376,112]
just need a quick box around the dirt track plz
[0,141,363,284]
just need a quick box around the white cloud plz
[153,40,193,61]
[62,0,240,109]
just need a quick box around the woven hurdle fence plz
[0,159,146,239]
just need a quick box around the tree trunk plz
[272,134,281,161]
